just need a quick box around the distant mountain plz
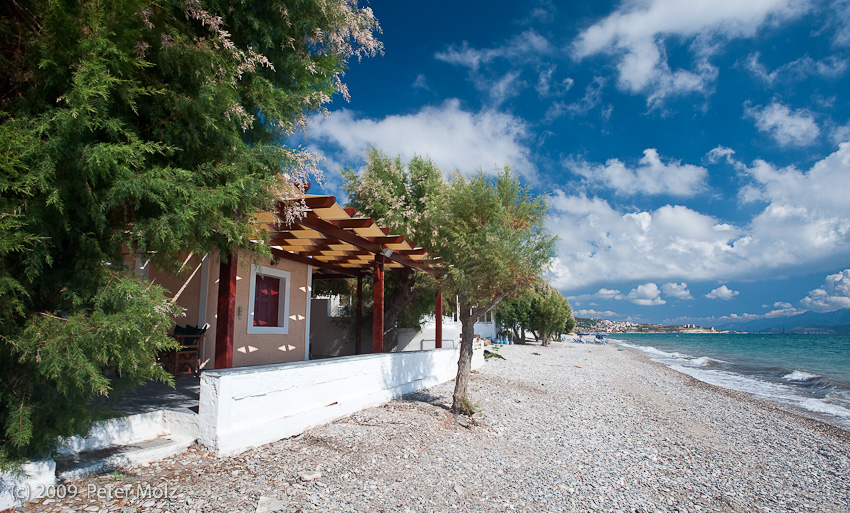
[717,308,850,334]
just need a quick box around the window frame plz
[247,265,291,335]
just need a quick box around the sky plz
[294,0,850,327]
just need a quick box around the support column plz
[372,255,384,354]
[215,251,237,369]
[435,290,443,349]
[355,275,363,355]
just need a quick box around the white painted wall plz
[396,315,459,351]
[198,346,484,455]
[0,459,55,510]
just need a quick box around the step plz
[56,435,193,482]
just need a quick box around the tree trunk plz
[451,296,476,415]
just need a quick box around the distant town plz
[575,317,730,334]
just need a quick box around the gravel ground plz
[16,342,850,513]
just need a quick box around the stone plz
[255,496,287,513]
[298,470,321,481]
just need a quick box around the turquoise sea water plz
[611,333,850,430]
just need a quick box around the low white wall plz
[396,316,459,352]
[56,409,198,456]
[0,459,56,510]
[199,347,481,455]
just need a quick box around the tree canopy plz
[339,149,444,347]
[0,0,381,458]
[431,168,556,413]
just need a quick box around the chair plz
[158,324,206,376]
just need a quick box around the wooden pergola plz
[214,195,443,368]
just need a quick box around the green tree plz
[342,148,445,348]
[495,289,535,343]
[432,168,556,414]
[0,0,381,459]
[527,282,572,346]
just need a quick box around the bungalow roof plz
[255,195,439,279]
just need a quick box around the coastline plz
[18,342,850,512]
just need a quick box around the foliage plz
[0,0,380,458]
[341,148,445,343]
[431,167,556,414]
[497,280,574,345]
[495,288,535,343]
[527,282,573,346]
[483,349,505,360]
[457,396,481,417]
[564,312,577,335]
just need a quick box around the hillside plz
[716,308,850,334]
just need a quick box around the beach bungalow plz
[134,194,475,455]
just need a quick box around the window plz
[247,265,290,334]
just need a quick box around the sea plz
[611,333,850,431]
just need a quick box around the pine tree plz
[0,0,381,459]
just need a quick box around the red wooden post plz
[435,290,443,349]
[215,252,237,369]
[372,255,384,354]
[355,274,363,355]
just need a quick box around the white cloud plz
[568,148,708,197]
[706,285,739,300]
[574,308,622,319]
[572,0,808,105]
[412,74,430,90]
[738,143,850,265]
[547,141,850,291]
[800,269,850,312]
[745,52,848,84]
[545,193,748,290]
[435,30,553,105]
[832,119,850,144]
[536,66,574,98]
[744,102,820,147]
[662,282,693,300]
[596,288,622,300]
[304,99,534,179]
[628,283,666,305]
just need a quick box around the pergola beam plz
[270,247,359,277]
[298,211,439,277]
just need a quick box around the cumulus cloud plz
[800,269,850,312]
[628,283,666,305]
[574,308,623,319]
[706,285,740,300]
[572,0,807,105]
[304,99,534,179]
[548,142,850,291]
[567,148,708,197]
[662,282,693,300]
[744,102,820,147]
[545,193,747,290]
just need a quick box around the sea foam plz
[783,370,820,382]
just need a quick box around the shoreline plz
[617,343,850,439]
[18,342,850,512]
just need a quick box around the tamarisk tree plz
[0,0,381,459]
[341,148,444,348]
[432,168,556,414]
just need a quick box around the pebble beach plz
[16,342,850,513]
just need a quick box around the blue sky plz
[296,0,850,326]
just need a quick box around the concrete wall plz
[198,346,483,455]
[396,316,460,351]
